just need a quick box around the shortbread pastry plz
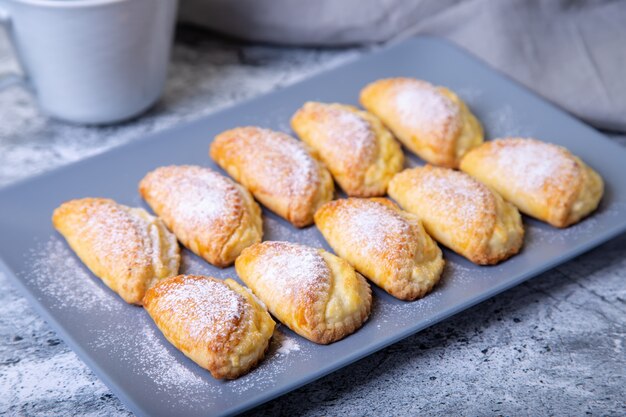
[460,138,604,228]
[314,198,444,300]
[139,165,262,267]
[360,77,483,168]
[210,127,334,227]
[236,241,372,344]
[388,166,524,265]
[52,198,180,305]
[291,102,403,196]
[143,275,275,379]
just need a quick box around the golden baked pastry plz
[52,198,180,305]
[210,127,334,227]
[139,165,262,267]
[460,138,604,228]
[388,166,524,265]
[314,198,444,301]
[290,102,404,197]
[236,241,372,344]
[143,275,275,379]
[360,77,483,168]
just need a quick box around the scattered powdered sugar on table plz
[23,237,123,312]
[2,349,112,406]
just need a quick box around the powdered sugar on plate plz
[276,336,301,356]
[456,86,484,106]
[271,327,302,356]
[89,321,212,400]
[226,327,308,394]
[485,104,534,137]
[373,291,441,328]
[22,237,123,312]
[262,214,326,248]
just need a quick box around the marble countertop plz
[1,26,625,416]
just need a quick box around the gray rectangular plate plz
[1,37,625,417]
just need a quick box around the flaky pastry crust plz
[291,102,404,196]
[460,137,604,228]
[236,241,372,344]
[388,166,524,265]
[210,127,334,227]
[360,77,483,168]
[139,165,262,267]
[314,198,444,300]
[143,275,275,379]
[52,198,180,305]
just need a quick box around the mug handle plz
[0,7,28,91]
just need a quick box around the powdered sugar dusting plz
[394,80,461,138]
[222,127,320,199]
[253,241,329,303]
[414,168,491,233]
[144,166,240,231]
[336,200,412,257]
[254,128,319,199]
[306,104,376,172]
[54,199,166,280]
[23,237,123,312]
[148,275,244,342]
[486,138,579,195]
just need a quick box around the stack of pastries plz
[51,77,604,379]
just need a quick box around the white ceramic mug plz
[0,0,178,124]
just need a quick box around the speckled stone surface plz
[1,26,625,416]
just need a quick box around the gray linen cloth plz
[179,0,626,132]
